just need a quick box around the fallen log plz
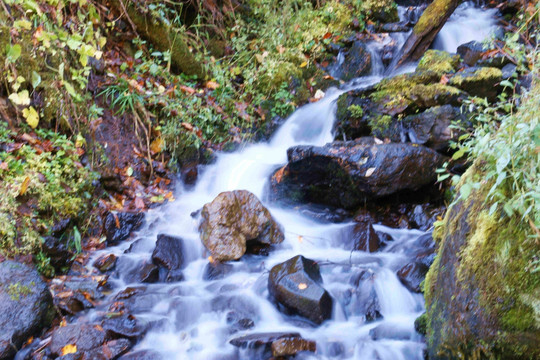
[396,0,460,66]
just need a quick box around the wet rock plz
[226,311,255,333]
[49,275,108,315]
[348,269,382,322]
[415,313,427,336]
[93,254,117,273]
[268,255,333,324]
[151,234,185,281]
[211,295,259,322]
[199,190,284,261]
[104,212,145,245]
[457,40,488,67]
[397,262,429,293]
[402,105,465,151]
[229,332,301,348]
[380,21,410,32]
[49,324,108,356]
[102,314,147,339]
[348,211,383,252]
[0,261,55,359]
[203,261,233,280]
[51,218,73,237]
[501,63,517,80]
[270,138,445,210]
[271,337,316,357]
[138,263,159,283]
[297,205,350,223]
[112,289,160,314]
[42,236,74,271]
[449,66,502,100]
[335,41,372,81]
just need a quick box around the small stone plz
[271,338,316,357]
[93,254,117,273]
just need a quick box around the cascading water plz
[86,3,500,359]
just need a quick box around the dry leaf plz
[298,283,307,290]
[206,81,219,90]
[19,176,30,196]
[61,344,77,356]
[373,137,383,145]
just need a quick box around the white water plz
[433,2,499,53]
[86,4,499,360]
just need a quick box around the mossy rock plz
[449,66,503,100]
[370,71,463,115]
[417,50,461,76]
[424,164,540,359]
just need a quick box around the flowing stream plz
[88,3,498,359]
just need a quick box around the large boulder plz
[0,261,55,359]
[424,164,540,359]
[104,212,145,245]
[268,255,333,324]
[270,138,445,209]
[199,190,284,261]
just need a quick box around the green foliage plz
[0,122,96,258]
[348,104,364,118]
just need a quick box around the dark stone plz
[138,263,159,283]
[334,88,374,141]
[349,211,382,252]
[0,261,55,359]
[402,105,466,151]
[199,190,284,261]
[397,262,429,293]
[415,313,427,336]
[93,254,117,273]
[457,40,488,67]
[336,41,372,81]
[102,314,146,339]
[51,219,73,237]
[226,312,255,333]
[270,138,445,210]
[151,234,185,277]
[380,21,410,32]
[268,255,333,324]
[501,63,517,80]
[49,324,108,356]
[203,261,233,280]
[211,295,259,322]
[104,212,144,245]
[42,236,74,270]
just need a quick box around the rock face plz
[425,165,540,359]
[104,212,145,245]
[270,138,445,209]
[199,190,284,261]
[0,261,55,359]
[268,255,333,324]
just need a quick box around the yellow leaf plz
[9,90,30,106]
[61,344,77,356]
[22,106,39,129]
[299,61,308,68]
[19,176,30,196]
[150,137,164,154]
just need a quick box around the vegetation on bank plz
[425,5,540,357]
[0,0,399,264]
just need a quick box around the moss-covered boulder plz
[449,66,503,100]
[417,50,461,76]
[424,164,540,359]
[370,71,464,115]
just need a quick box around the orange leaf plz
[150,137,164,154]
[206,81,219,90]
[61,344,77,356]
[323,32,332,39]
[181,122,194,131]
[180,85,195,95]
[19,176,30,196]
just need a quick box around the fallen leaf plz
[298,283,307,290]
[179,85,195,95]
[150,137,164,154]
[61,344,77,356]
[299,61,308,68]
[365,168,376,177]
[134,197,145,209]
[181,122,194,131]
[206,81,219,90]
[22,106,39,129]
[19,176,30,196]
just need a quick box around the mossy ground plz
[418,50,461,76]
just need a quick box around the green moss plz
[449,67,503,87]
[7,282,34,301]
[417,50,460,76]
[348,104,364,118]
[414,0,456,36]
[359,0,399,23]
[425,163,540,359]
[368,114,392,134]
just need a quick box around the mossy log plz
[110,0,206,79]
[396,0,460,66]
